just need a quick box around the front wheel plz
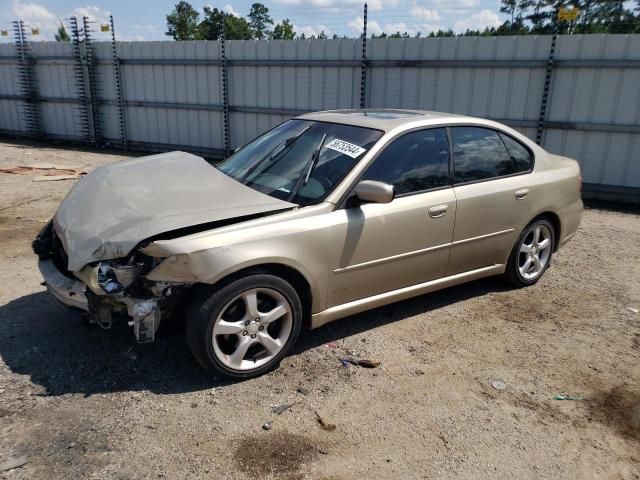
[504,218,555,287]
[186,274,303,378]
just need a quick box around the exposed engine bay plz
[33,220,188,343]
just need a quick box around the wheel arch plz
[534,211,562,251]
[191,263,314,330]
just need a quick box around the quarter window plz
[362,128,450,195]
[451,127,516,183]
[499,132,533,172]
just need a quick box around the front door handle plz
[514,188,529,200]
[428,204,448,218]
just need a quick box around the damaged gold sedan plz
[34,109,583,378]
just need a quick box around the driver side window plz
[362,128,450,195]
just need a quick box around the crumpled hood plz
[54,151,296,271]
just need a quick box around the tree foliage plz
[199,7,253,40]
[54,21,70,42]
[248,3,274,39]
[272,19,296,40]
[165,1,200,40]
[165,0,640,41]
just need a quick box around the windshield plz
[217,120,383,206]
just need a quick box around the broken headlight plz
[75,253,154,295]
[97,262,147,294]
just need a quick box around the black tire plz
[186,274,303,379]
[504,217,555,287]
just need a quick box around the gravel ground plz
[0,139,639,480]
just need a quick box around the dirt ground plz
[0,139,638,480]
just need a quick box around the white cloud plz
[12,1,55,23]
[384,22,412,34]
[294,23,330,37]
[115,25,158,41]
[275,0,396,11]
[348,15,442,36]
[73,5,110,21]
[433,0,479,7]
[223,4,240,16]
[348,15,382,35]
[10,1,57,38]
[409,6,441,21]
[429,0,480,15]
[417,23,445,34]
[453,9,501,32]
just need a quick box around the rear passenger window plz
[499,132,533,172]
[451,127,515,183]
[362,128,450,195]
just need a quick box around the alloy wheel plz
[517,223,552,281]
[211,288,293,371]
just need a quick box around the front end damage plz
[30,151,299,344]
[33,221,188,343]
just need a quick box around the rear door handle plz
[514,188,529,200]
[428,204,448,218]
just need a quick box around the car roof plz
[297,109,476,132]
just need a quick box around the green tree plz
[500,0,533,32]
[428,29,455,37]
[574,0,600,33]
[317,30,328,39]
[524,0,552,33]
[248,2,273,39]
[54,21,70,41]
[199,6,225,39]
[500,0,519,25]
[272,19,295,39]
[594,0,635,33]
[225,14,254,39]
[199,7,253,40]
[166,1,201,40]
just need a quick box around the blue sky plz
[0,0,511,42]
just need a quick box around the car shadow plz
[0,291,219,396]
[295,276,509,353]
[0,277,509,396]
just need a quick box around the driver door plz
[327,128,457,307]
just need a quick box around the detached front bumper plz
[38,259,89,311]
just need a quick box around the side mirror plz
[354,180,394,204]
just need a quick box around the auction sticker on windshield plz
[325,139,367,158]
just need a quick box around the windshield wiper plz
[239,125,311,182]
[288,133,327,202]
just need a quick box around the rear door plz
[327,127,456,307]
[446,126,536,275]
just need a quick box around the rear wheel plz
[505,218,555,287]
[186,274,302,378]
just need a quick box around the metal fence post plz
[13,20,41,138]
[221,22,231,158]
[70,17,91,142]
[359,3,368,109]
[536,12,559,145]
[110,15,127,148]
[83,16,102,145]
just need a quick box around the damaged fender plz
[139,204,337,314]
